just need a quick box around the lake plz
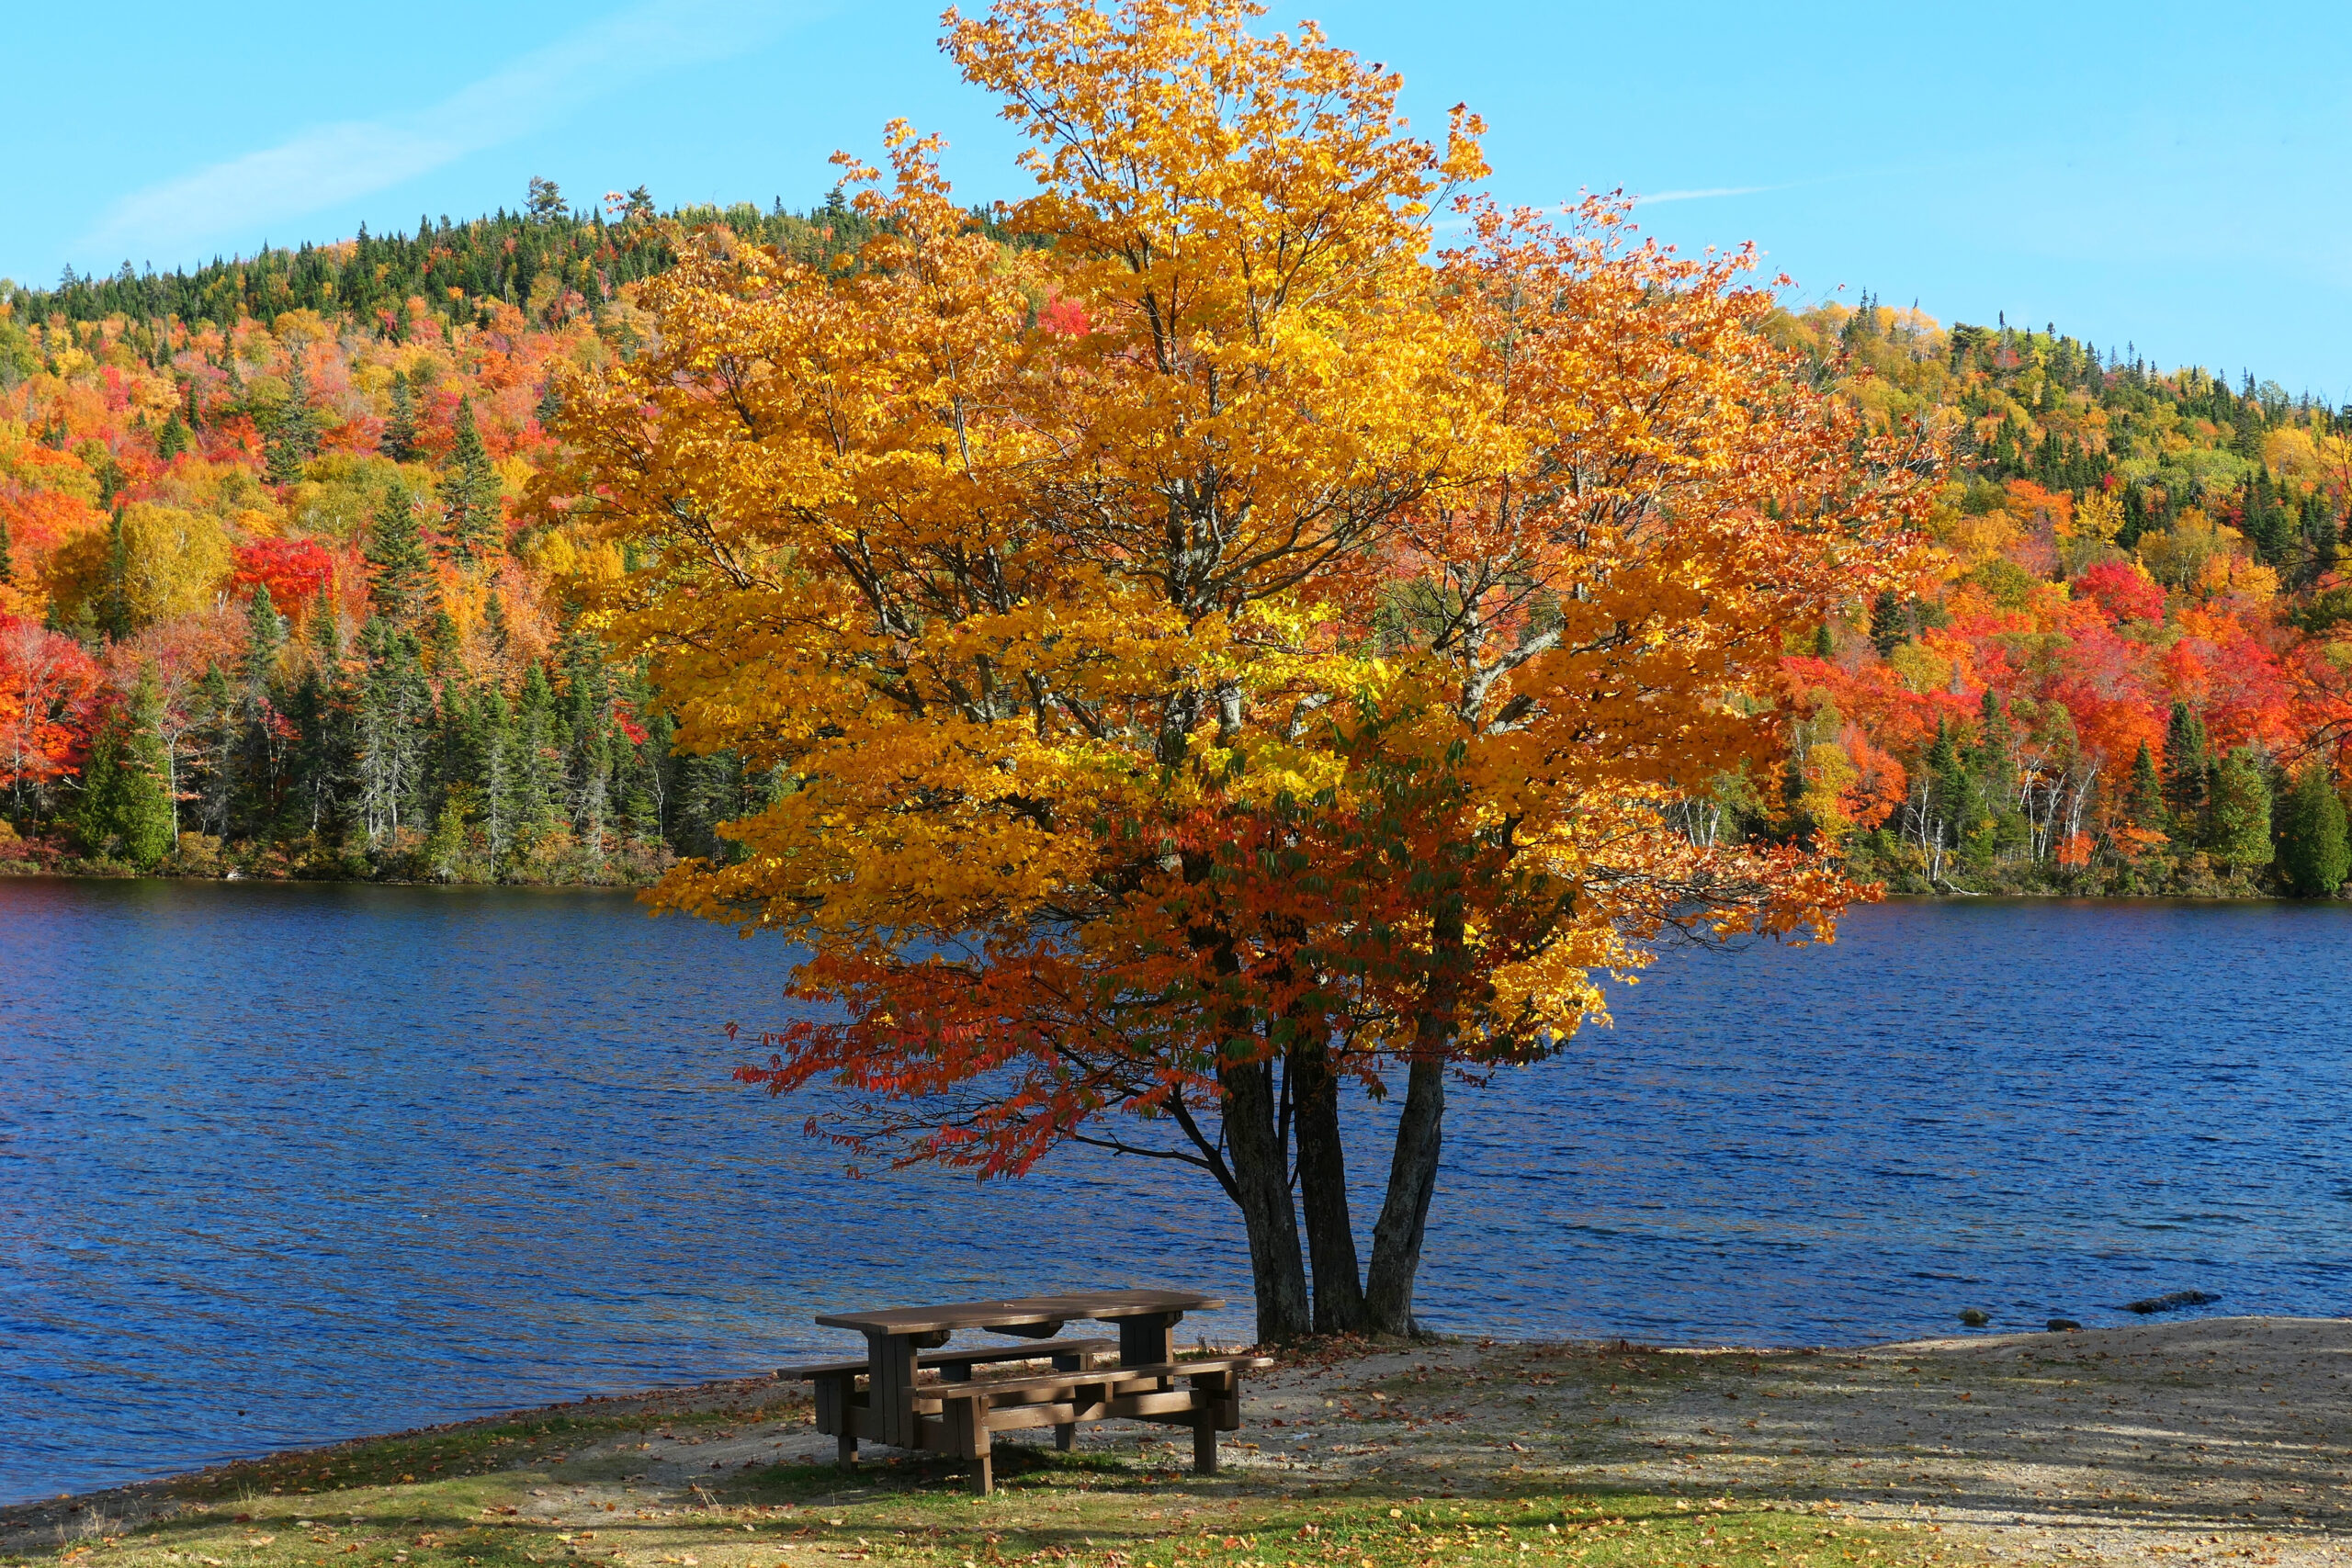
[3,879,2347,1504]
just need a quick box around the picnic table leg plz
[1192,1408,1217,1475]
[949,1398,993,1496]
[837,1432,857,1466]
[1049,1347,1082,1452]
[1118,1311,1178,1369]
[867,1331,922,1449]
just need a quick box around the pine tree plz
[1869,590,1905,656]
[2162,702,2211,842]
[356,618,433,846]
[157,410,190,461]
[266,351,322,484]
[382,372,419,462]
[2208,746,2273,872]
[74,672,176,868]
[2275,761,2350,896]
[2124,740,2166,831]
[0,518,12,585]
[365,486,432,621]
[243,583,286,694]
[1813,623,1836,660]
[441,400,503,562]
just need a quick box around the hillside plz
[2,191,2348,892]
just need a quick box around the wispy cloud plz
[79,0,823,264]
[1630,183,1792,206]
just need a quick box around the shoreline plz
[10,1315,2349,1567]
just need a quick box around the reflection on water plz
[3,880,2347,1501]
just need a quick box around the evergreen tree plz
[189,663,239,838]
[74,672,176,867]
[243,584,286,693]
[2275,761,2350,896]
[2161,702,2211,842]
[1869,589,1905,656]
[441,400,503,562]
[2208,746,2273,871]
[382,372,419,462]
[156,409,190,461]
[505,661,566,855]
[2307,497,2341,582]
[237,586,288,828]
[1812,623,1836,660]
[266,351,322,483]
[356,618,433,846]
[2124,739,2166,830]
[0,518,12,585]
[365,486,432,621]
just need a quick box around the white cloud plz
[1631,184,1789,206]
[78,0,822,262]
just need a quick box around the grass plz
[1,1385,1965,1568]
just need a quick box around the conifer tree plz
[382,372,419,462]
[2208,746,2273,871]
[2275,761,2349,896]
[243,584,286,694]
[365,486,431,621]
[266,351,322,483]
[157,410,190,461]
[75,672,176,867]
[2124,739,2166,831]
[441,400,503,562]
[2162,703,2211,841]
[0,518,12,585]
[1869,590,1905,656]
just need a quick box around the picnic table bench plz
[780,1289,1272,1495]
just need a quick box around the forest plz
[2,186,2348,895]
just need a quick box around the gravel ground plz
[11,1315,2346,1566]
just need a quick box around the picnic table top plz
[815,1288,1222,1337]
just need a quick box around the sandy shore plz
[8,1315,2347,1567]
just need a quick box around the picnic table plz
[780,1288,1272,1495]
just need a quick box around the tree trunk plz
[1290,1038,1369,1334]
[1362,1055,1445,1335]
[1363,896,1463,1337]
[1218,1053,1312,1343]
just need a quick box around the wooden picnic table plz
[781,1288,1272,1495]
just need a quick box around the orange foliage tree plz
[543,0,1935,1337]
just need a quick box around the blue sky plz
[9,1,2349,393]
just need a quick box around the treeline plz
[0,181,826,883]
[6,191,2352,893]
[1734,299,2352,897]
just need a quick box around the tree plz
[365,485,432,620]
[2275,760,2349,896]
[383,373,420,462]
[2208,745,2273,871]
[2123,739,2166,831]
[545,0,1933,1340]
[74,671,175,866]
[526,176,567,220]
[266,350,322,483]
[2162,702,2211,842]
[440,400,503,562]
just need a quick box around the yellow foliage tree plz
[539,0,1938,1337]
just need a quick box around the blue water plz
[3,881,2348,1504]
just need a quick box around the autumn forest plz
[4,185,2350,898]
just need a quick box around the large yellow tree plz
[539,0,1937,1339]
